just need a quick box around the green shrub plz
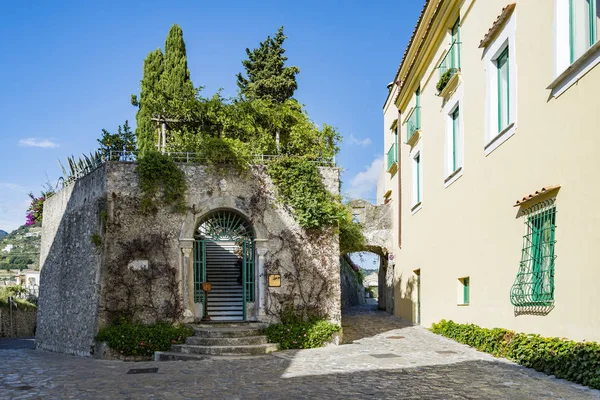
[135,151,188,214]
[436,68,458,92]
[0,286,37,310]
[430,319,600,389]
[95,321,194,357]
[265,319,340,350]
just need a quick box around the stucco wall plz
[37,167,105,356]
[390,0,600,342]
[37,162,341,356]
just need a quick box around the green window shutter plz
[496,47,510,133]
[463,278,470,304]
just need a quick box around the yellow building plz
[383,0,600,342]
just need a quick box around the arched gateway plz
[193,210,255,321]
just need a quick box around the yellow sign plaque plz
[268,274,281,287]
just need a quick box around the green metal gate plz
[193,210,255,320]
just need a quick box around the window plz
[483,11,517,155]
[458,277,470,305]
[411,150,422,209]
[510,202,557,307]
[406,88,421,143]
[387,125,398,172]
[570,0,600,62]
[550,0,600,96]
[496,48,510,133]
[450,107,460,173]
[443,83,464,186]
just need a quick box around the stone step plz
[206,310,243,316]
[186,335,267,346]
[154,351,211,362]
[209,316,244,321]
[191,325,266,337]
[172,343,278,356]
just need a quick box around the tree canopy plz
[236,26,300,103]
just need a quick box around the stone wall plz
[37,161,341,356]
[37,167,105,356]
[0,309,37,338]
[340,257,366,311]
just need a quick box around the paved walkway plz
[1,304,599,399]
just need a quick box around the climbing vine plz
[135,151,187,214]
[267,156,346,230]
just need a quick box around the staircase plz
[205,242,244,321]
[155,323,278,361]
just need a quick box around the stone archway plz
[193,209,255,322]
[178,200,269,323]
[346,200,394,314]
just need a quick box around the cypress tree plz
[133,49,164,154]
[159,24,195,105]
[236,26,300,103]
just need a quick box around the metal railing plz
[437,41,461,79]
[386,143,397,171]
[406,107,421,143]
[54,151,337,193]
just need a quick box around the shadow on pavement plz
[0,337,35,350]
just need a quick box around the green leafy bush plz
[436,68,458,92]
[265,319,340,350]
[268,156,346,230]
[430,319,600,389]
[135,151,188,214]
[0,286,37,310]
[95,321,194,357]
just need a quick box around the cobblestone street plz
[1,304,599,399]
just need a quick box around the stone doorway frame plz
[177,198,269,323]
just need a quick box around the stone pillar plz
[179,239,194,323]
[255,240,269,320]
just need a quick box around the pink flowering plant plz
[25,187,54,226]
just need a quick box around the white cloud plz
[18,138,59,148]
[349,135,372,147]
[345,156,384,200]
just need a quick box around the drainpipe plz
[397,106,402,250]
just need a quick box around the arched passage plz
[193,209,255,321]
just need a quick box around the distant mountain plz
[0,230,7,238]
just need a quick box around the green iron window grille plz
[510,200,557,307]
[195,210,253,241]
[406,107,421,143]
[569,0,600,63]
[438,20,461,79]
[387,142,397,171]
[496,47,510,133]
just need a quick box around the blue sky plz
[0,0,424,233]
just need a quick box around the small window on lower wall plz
[458,277,470,305]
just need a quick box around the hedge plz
[430,319,600,389]
[95,321,194,357]
[265,319,340,350]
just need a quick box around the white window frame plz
[443,83,464,187]
[483,12,517,156]
[410,141,423,214]
[550,0,600,97]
